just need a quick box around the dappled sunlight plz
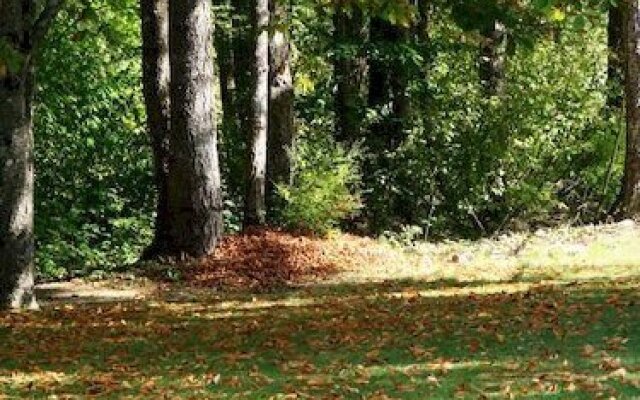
[2,274,640,398]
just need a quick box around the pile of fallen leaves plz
[180,228,356,290]
[177,228,409,291]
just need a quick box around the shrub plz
[277,132,361,235]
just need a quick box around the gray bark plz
[167,0,223,256]
[140,0,172,258]
[234,0,269,227]
[333,7,368,144]
[267,0,295,214]
[479,20,507,97]
[622,0,640,217]
[1,0,61,310]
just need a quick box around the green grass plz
[2,275,640,398]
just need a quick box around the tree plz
[333,5,368,144]
[365,15,412,231]
[0,0,62,309]
[140,0,171,258]
[167,0,223,256]
[608,1,624,108]
[234,0,270,227]
[621,0,640,217]
[479,19,508,96]
[267,0,295,214]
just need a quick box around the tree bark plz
[0,70,37,310]
[267,0,295,215]
[368,17,411,148]
[140,0,172,258]
[621,0,640,217]
[215,3,238,138]
[365,17,412,232]
[609,3,624,108]
[333,6,368,145]
[1,0,61,309]
[167,0,223,256]
[479,20,507,97]
[234,0,269,228]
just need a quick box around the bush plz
[277,132,361,235]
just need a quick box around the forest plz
[1,0,640,398]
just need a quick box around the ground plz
[1,222,640,399]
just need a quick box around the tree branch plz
[30,0,64,52]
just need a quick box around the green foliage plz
[28,0,627,278]
[34,0,153,279]
[277,132,362,235]
[292,1,622,237]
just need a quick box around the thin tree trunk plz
[214,0,245,199]
[140,0,171,258]
[621,0,640,217]
[167,0,223,256]
[1,0,61,309]
[333,6,368,144]
[609,3,624,108]
[267,0,295,215]
[365,17,412,232]
[215,3,238,137]
[479,20,507,97]
[234,0,269,228]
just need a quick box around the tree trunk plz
[215,3,239,138]
[167,0,223,256]
[267,0,295,215]
[365,17,412,232]
[140,0,172,258]
[1,0,61,309]
[333,6,368,144]
[234,0,269,228]
[0,71,37,310]
[621,0,640,217]
[368,17,410,148]
[609,3,624,108]
[479,20,507,97]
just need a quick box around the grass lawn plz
[2,224,640,399]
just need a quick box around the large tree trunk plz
[0,70,37,310]
[267,0,295,215]
[609,3,624,108]
[621,0,640,217]
[479,20,507,97]
[234,0,269,228]
[333,6,368,144]
[167,0,223,256]
[140,0,172,258]
[1,0,61,309]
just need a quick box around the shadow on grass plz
[1,276,640,398]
